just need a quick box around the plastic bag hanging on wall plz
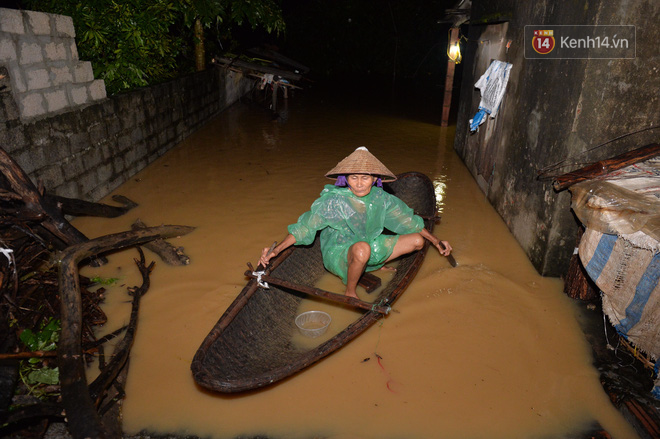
[469,60,513,133]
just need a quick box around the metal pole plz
[441,27,459,127]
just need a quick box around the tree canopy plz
[24,0,285,94]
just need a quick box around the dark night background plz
[235,0,460,108]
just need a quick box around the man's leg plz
[345,241,371,299]
[384,233,424,263]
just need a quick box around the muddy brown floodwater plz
[72,89,639,439]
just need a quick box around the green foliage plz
[25,0,285,94]
[90,275,120,286]
[25,0,185,94]
[19,318,60,352]
[18,318,61,397]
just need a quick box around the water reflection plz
[433,177,447,214]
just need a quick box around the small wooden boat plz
[191,172,437,393]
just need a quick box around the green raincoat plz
[288,185,424,283]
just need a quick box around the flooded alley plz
[72,88,639,439]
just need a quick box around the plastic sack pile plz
[570,157,660,398]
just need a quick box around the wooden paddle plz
[244,268,391,315]
[437,241,458,267]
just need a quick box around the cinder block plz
[44,41,67,61]
[0,8,25,34]
[19,41,43,64]
[112,156,125,173]
[88,122,108,146]
[19,92,47,118]
[88,79,106,100]
[97,162,113,183]
[51,65,73,85]
[15,147,44,174]
[2,94,20,121]
[69,40,78,60]
[38,164,65,189]
[54,180,80,199]
[26,120,50,146]
[79,169,100,194]
[53,14,75,38]
[0,38,17,61]
[69,132,91,153]
[9,66,26,92]
[73,61,93,82]
[44,88,68,113]
[25,67,50,90]
[69,84,89,105]
[80,146,103,168]
[25,11,51,36]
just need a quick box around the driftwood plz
[55,225,194,439]
[0,147,89,249]
[48,194,138,218]
[88,247,151,407]
[552,143,660,191]
[131,219,192,265]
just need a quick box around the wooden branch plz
[89,248,152,406]
[0,350,57,360]
[46,194,138,218]
[131,219,193,265]
[0,146,90,248]
[55,225,194,439]
[553,143,660,191]
[244,270,391,315]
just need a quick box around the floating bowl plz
[295,311,332,338]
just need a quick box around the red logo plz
[532,30,555,54]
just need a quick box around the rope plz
[372,297,391,314]
[252,271,269,289]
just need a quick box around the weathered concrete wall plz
[0,8,106,120]
[453,0,659,277]
[1,66,252,202]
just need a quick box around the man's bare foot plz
[379,266,397,272]
[345,291,359,299]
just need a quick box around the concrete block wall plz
[453,0,659,277]
[1,64,253,202]
[0,7,106,120]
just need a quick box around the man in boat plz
[259,146,452,299]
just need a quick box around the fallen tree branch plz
[89,247,153,406]
[0,147,90,249]
[54,225,194,439]
[552,143,660,191]
[131,219,193,265]
[0,350,57,360]
[47,194,138,218]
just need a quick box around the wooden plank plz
[553,143,660,191]
[212,57,301,82]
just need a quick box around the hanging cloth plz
[469,60,513,132]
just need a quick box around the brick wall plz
[0,8,106,120]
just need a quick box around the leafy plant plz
[19,318,60,352]
[25,0,285,94]
[18,318,61,397]
[90,275,120,286]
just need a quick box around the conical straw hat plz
[325,147,397,182]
